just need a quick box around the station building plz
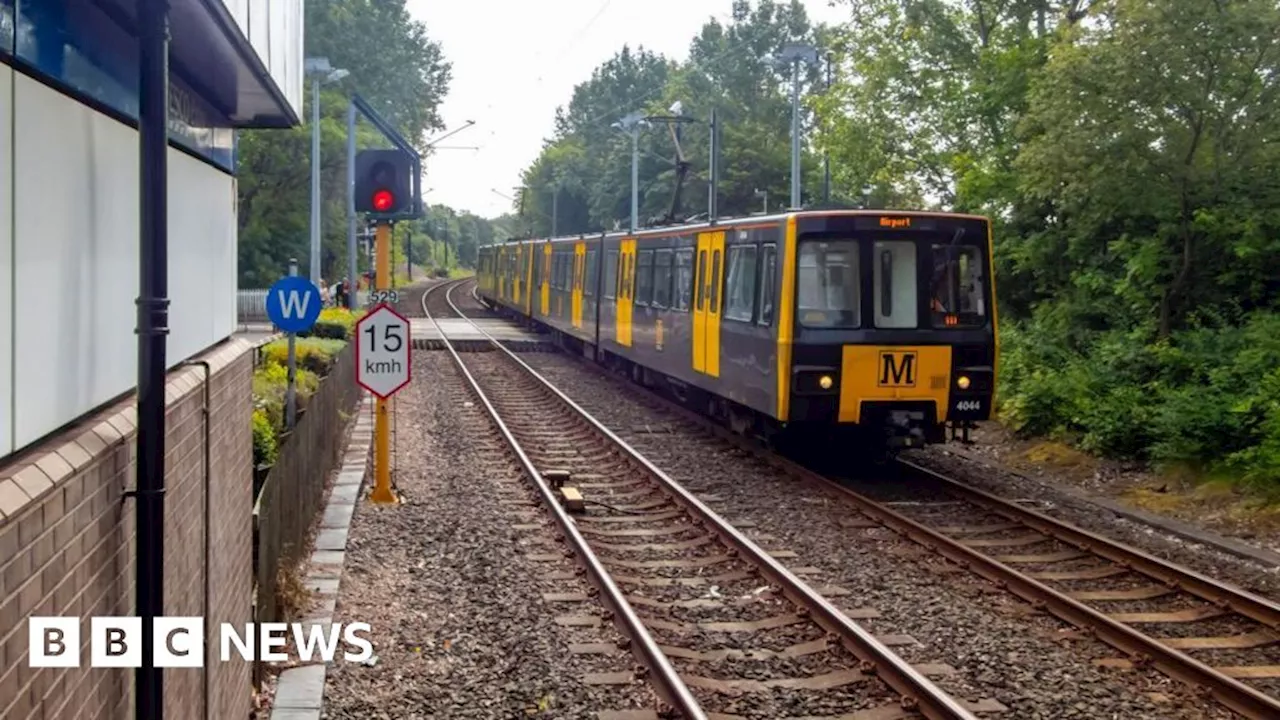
[0,1,303,717]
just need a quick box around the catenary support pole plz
[310,77,321,283]
[347,102,358,310]
[552,185,559,237]
[823,52,832,204]
[708,107,719,224]
[790,56,801,209]
[135,0,170,717]
[630,132,639,232]
[369,222,396,504]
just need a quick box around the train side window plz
[533,249,543,288]
[652,249,673,308]
[709,249,722,314]
[636,250,654,306]
[584,249,597,297]
[724,245,757,322]
[758,244,777,326]
[675,248,694,311]
[604,250,618,299]
[873,240,916,328]
[696,249,708,310]
[625,252,634,299]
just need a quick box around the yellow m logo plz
[878,351,917,387]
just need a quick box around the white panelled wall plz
[221,0,305,118]
[0,62,12,457]
[2,74,238,456]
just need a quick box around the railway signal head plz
[355,149,413,215]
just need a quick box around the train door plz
[541,244,551,316]
[693,231,725,377]
[524,244,535,315]
[572,242,585,329]
[498,247,506,300]
[615,238,636,346]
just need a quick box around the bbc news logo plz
[29,617,374,667]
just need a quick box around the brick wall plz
[0,338,256,720]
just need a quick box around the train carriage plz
[477,209,997,457]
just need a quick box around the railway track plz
[843,459,1280,719]
[513,327,1280,720]
[420,280,985,719]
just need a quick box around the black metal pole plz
[136,1,169,718]
[406,227,412,281]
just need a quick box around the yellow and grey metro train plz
[476,209,997,454]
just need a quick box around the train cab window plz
[725,244,758,322]
[636,250,654,306]
[604,250,618,299]
[675,248,694,311]
[797,240,860,328]
[930,244,985,326]
[652,249,673,308]
[873,240,916,328]
[585,249,598,297]
[758,244,777,326]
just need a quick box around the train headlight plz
[957,375,971,390]
[818,375,834,390]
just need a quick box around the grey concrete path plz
[269,393,375,720]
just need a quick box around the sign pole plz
[370,221,396,504]
[285,258,299,429]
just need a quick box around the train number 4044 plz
[955,400,982,412]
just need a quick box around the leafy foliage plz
[236,0,497,285]
[515,0,828,236]
[519,0,1280,488]
[252,409,278,469]
[260,338,348,376]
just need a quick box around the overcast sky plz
[403,0,848,219]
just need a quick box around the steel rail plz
[532,338,1280,720]
[443,282,978,720]
[898,458,1280,629]
[421,280,706,719]
[774,447,1280,719]
[885,459,1280,719]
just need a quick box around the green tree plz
[236,0,452,286]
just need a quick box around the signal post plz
[353,148,417,505]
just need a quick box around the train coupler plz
[883,410,926,449]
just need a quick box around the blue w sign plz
[266,276,322,333]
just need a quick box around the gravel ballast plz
[321,350,658,718]
[518,351,1236,719]
[911,445,1280,599]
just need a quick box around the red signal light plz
[372,189,394,212]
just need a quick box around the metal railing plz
[237,288,370,321]
[252,342,361,627]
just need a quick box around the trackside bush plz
[997,311,1280,488]
[299,307,364,340]
[252,409,278,468]
[252,361,320,431]
[260,337,346,375]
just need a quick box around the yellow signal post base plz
[368,222,399,506]
[368,397,398,504]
